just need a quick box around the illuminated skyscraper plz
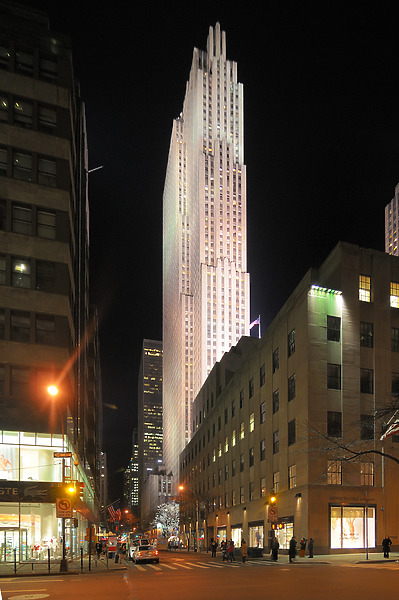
[385,183,399,255]
[163,23,250,483]
[137,340,163,505]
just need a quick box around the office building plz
[180,242,399,554]
[137,340,163,508]
[0,1,101,561]
[163,23,250,484]
[385,183,399,256]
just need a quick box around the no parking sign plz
[56,497,73,518]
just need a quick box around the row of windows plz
[0,364,61,398]
[359,274,399,308]
[0,43,58,83]
[327,364,399,395]
[0,308,68,347]
[0,201,57,239]
[193,459,374,511]
[0,254,68,295]
[0,146,57,187]
[0,92,58,133]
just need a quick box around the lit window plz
[224,436,229,453]
[361,462,374,486]
[288,464,297,489]
[249,412,255,432]
[359,275,371,302]
[240,421,244,440]
[232,430,236,447]
[327,460,342,485]
[390,282,399,308]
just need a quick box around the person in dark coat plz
[382,535,392,558]
[308,537,314,558]
[227,540,235,562]
[289,536,297,563]
[271,536,279,561]
[210,539,217,557]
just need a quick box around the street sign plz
[268,506,278,523]
[56,497,73,518]
[54,452,72,458]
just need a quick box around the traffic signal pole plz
[60,457,68,572]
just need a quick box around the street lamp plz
[48,384,69,572]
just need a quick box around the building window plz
[288,374,296,401]
[249,447,254,467]
[0,364,5,394]
[288,464,296,489]
[239,388,244,408]
[36,261,55,292]
[232,459,236,477]
[361,462,374,486]
[273,471,280,493]
[14,98,33,128]
[13,151,32,182]
[11,310,30,342]
[37,210,56,239]
[240,454,244,472]
[249,412,255,432]
[240,421,244,440]
[272,389,279,414]
[12,258,31,288]
[224,436,229,453]
[240,486,245,504]
[38,157,56,187]
[12,204,32,235]
[272,348,279,373]
[0,94,8,121]
[260,477,266,497]
[10,366,30,397]
[360,322,373,348]
[288,329,295,357]
[218,469,222,484]
[392,373,399,395]
[232,429,236,447]
[327,363,341,390]
[273,430,279,454]
[249,377,254,398]
[39,105,57,129]
[327,315,341,342]
[0,255,5,285]
[225,465,229,481]
[327,411,342,438]
[360,368,374,394]
[232,489,236,506]
[231,398,236,417]
[327,460,342,485]
[288,419,296,446]
[260,439,266,461]
[0,309,5,339]
[260,363,265,387]
[260,401,266,424]
[218,442,222,458]
[390,282,399,308]
[359,275,371,302]
[392,327,399,352]
[360,414,374,441]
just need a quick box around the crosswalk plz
[129,560,266,572]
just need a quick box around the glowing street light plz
[47,384,59,396]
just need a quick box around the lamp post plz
[48,384,69,572]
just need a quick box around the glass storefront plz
[248,524,264,548]
[230,526,242,546]
[217,526,226,542]
[330,505,375,549]
[274,522,294,550]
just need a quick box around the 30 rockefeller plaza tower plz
[163,23,250,484]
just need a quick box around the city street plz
[1,552,399,600]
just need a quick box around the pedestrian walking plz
[271,536,279,561]
[221,539,228,561]
[382,535,392,558]
[299,537,307,557]
[308,537,314,558]
[289,536,297,563]
[241,539,248,563]
[228,540,235,562]
[210,538,217,557]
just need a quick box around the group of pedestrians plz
[289,536,314,562]
[214,538,248,563]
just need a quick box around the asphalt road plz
[1,552,397,600]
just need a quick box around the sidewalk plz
[0,554,128,577]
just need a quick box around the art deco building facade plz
[385,183,399,256]
[181,243,399,554]
[163,23,250,483]
[0,1,101,561]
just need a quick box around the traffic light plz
[271,523,284,530]
[63,481,76,496]
[269,493,277,506]
[76,480,85,498]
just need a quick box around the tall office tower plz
[163,23,250,483]
[385,183,399,255]
[138,340,163,506]
[0,1,101,560]
[131,428,139,513]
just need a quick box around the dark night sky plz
[31,1,399,495]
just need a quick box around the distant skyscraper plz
[137,340,163,502]
[385,183,399,255]
[163,23,250,482]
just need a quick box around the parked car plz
[131,544,159,564]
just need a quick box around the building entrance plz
[0,528,28,562]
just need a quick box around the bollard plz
[48,547,51,573]
[13,548,17,574]
[80,547,83,573]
